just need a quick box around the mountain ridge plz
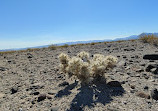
[1,33,158,51]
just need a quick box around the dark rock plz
[11,86,18,94]
[57,75,62,79]
[124,48,135,51]
[144,86,149,90]
[152,68,158,74]
[31,99,36,104]
[0,67,8,71]
[142,73,149,79]
[143,54,158,60]
[140,64,146,66]
[107,81,122,87]
[130,85,135,89]
[48,91,55,95]
[131,56,135,58]
[129,60,133,63]
[28,55,33,58]
[136,69,144,73]
[121,81,126,84]
[8,60,12,63]
[37,94,46,102]
[151,88,158,100]
[146,64,158,74]
[58,81,69,87]
[130,89,137,93]
[29,83,44,90]
[27,53,33,58]
[30,91,40,95]
[47,95,52,99]
[136,92,150,99]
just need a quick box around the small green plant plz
[58,51,118,84]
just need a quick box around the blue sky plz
[0,0,158,49]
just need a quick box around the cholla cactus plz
[77,51,89,62]
[58,53,70,72]
[66,57,83,76]
[105,55,118,69]
[58,53,69,64]
[93,54,104,61]
[58,51,118,84]
[78,62,92,83]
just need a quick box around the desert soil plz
[0,40,158,111]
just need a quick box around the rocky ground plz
[0,40,158,111]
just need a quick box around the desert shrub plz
[105,55,118,69]
[77,51,89,62]
[58,53,70,73]
[0,50,17,55]
[60,44,69,48]
[139,33,158,46]
[48,45,57,50]
[58,51,118,84]
[91,42,96,45]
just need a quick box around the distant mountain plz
[55,35,139,46]
[0,33,157,51]
[139,33,158,37]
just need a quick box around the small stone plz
[130,89,137,93]
[11,86,18,94]
[141,64,145,66]
[29,83,44,90]
[121,81,126,84]
[47,95,52,99]
[144,86,149,90]
[136,92,150,99]
[30,91,40,95]
[48,91,55,95]
[130,85,135,89]
[107,81,122,87]
[37,94,46,102]
[51,106,59,111]
[28,55,33,58]
[136,69,144,73]
[58,81,69,87]
[151,88,158,100]
[0,67,8,71]
[31,99,36,104]
[57,75,62,79]
[142,74,149,79]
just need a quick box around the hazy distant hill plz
[1,33,158,51]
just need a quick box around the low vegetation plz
[139,33,158,46]
[48,45,57,50]
[58,51,118,84]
